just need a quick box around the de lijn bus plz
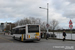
[12,24,40,41]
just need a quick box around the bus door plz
[27,25,40,39]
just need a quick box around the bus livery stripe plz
[35,32,40,38]
[21,34,23,41]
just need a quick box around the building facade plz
[0,22,15,32]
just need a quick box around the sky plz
[0,0,75,29]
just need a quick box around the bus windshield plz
[28,25,39,33]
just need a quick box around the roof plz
[12,24,40,29]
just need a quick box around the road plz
[0,34,75,50]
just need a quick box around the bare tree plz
[29,17,36,24]
[15,17,41,25]
[40,22,46,30]
[14,17,49,31]
[15,18,31,26]
[50,19,59,36]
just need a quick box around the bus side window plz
[21,29,25,34]
[24,29,26,34]
[15,29,19,34]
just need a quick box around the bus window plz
[15,28,19,34]
[28,25,39,33]
[20,29,25,34]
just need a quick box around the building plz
[0,22,15,32]
[0,23,4,32]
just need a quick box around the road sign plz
[69,24,73,29]
[69,20,72,24]
[46,24,49,27]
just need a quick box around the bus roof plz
[12,24,40,29]
[12,25,26,29]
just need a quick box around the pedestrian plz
[46,33,49,40]
[4,32,5,35]
[41,32,43,38]
[63,31,66,41]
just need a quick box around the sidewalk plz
[42,37,75,41]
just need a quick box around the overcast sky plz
[0,0,75,29]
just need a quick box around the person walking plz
[4,32,5,35]
[46,33,50,40]
[63,31,66,41]
[41,32,43,38]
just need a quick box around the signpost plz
[46,24,49,33]
[69,20,73,40]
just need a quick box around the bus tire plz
[20,37,21,41]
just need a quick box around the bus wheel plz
[20,37,21,41]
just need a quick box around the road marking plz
[0,37,13,43]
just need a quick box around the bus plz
[12,24,40,41]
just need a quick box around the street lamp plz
[39,3,49,33]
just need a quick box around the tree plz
[40,22,46,31]
[50,19,59,37]
[15,18,31,26]
[14,17,50,31]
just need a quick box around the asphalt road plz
[0,34,75,50]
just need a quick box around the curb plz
[42,38,75,41]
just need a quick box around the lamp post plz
[39,3,49,33]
